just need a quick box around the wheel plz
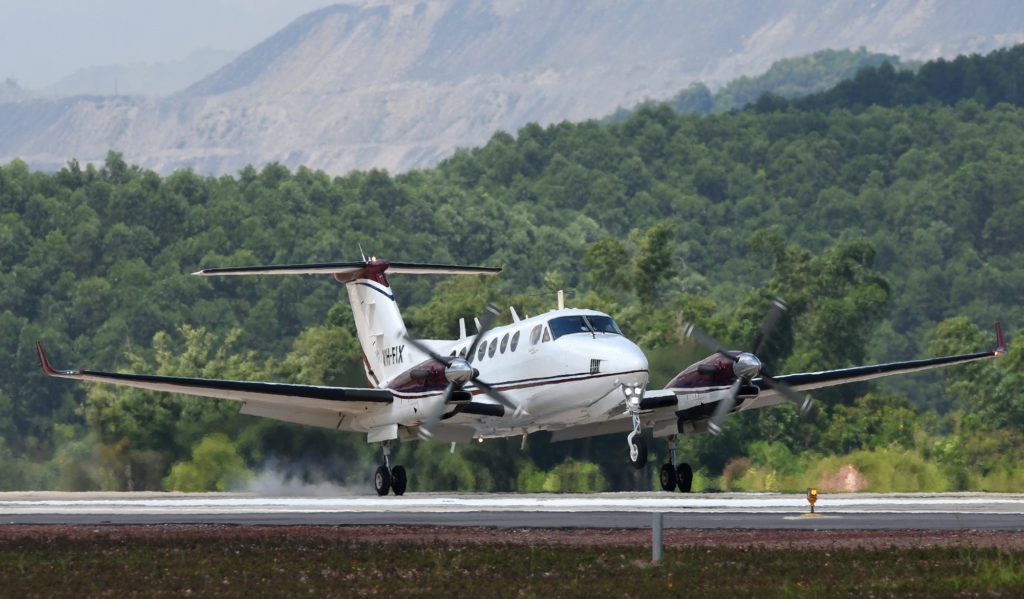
[629,434,648,469]
[676,463,693,493]
[390,465,407,496]
[374,465,391,496]
[659,463,677,491]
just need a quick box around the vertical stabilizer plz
[340,260,413,387]
[193,257,502,388]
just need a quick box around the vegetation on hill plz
[2,45,1024,492]
[606,48,908,121]
[784,44,1024,112]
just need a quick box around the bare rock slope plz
[3,0,1023,175]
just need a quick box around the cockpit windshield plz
[548,315,623,340]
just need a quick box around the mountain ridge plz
[3,0,1023,175]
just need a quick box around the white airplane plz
[37,258,1006,495]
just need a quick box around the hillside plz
[606,48,908,121]
[45,48,239,97]
[0,79,36,103]
[3,44,1024,492]
[2,0,1024,175]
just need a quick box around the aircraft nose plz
[616,340,649,386]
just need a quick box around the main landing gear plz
[659,435,693,493]
[374,441,407,496]
[626,424,693,492]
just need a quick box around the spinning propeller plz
[681,298,811,435]
[403,304,522,440]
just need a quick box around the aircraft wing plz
[35,342,392,420]
[557,324,1005,442]
[754,349,1001,396]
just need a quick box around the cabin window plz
[459,347,467,358]
[542,327,551,342]
[500,333,509,354]
[477,340,487,361]
[510,331,520,352]
[530,325,542,345]
[488,338,498,358]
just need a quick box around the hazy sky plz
[0,0,339,88]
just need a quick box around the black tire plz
[659,463,677,492]
[374,465,391,496]
[629,435,648,470]
[391,465,407,496]
[676,462,694,493]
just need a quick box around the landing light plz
[622,383,643,411]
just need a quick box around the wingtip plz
[36,341,56,375]
[995,321,1007,356]
[35,341,78,377]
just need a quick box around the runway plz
[3,492,1024,530]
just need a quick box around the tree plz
[163,433,251,491]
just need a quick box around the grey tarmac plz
[2,492,1023,530]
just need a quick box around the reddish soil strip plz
[1,525,1023,550]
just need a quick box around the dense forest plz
[2,45,1024,493]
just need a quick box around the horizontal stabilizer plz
[193,259,501,278]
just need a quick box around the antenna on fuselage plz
[458,318,467,339]
[557,289,565,310]
[358,243,367,262]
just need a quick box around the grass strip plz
[0,526,1022,597]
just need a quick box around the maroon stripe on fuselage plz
[388,368,649,400]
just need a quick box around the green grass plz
[1,530,1022,597]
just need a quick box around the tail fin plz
[195,258,501,387]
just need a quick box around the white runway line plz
[3,493,1024,515]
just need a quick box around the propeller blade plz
[402,333,451,365]
[708,378,742,435]
[471,376,526,416]
[465,304,501,363]
[761,373,812,414]
[753,298,787,356]
[681,322,738,362]
[418,382,457,440]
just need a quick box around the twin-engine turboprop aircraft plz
[37,259,1006,495]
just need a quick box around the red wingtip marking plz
[995,321,1007,356]
[36,341,57,375]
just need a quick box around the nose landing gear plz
[627,414,647,469]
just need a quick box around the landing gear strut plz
[627,414,647,469]
[374,441,408,496]
[659,435,693,493]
